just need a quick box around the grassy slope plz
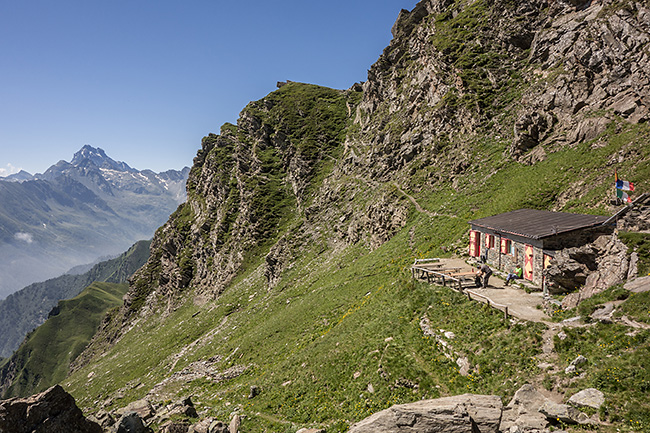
[64,217,544,431]
[0,239,151,358]
[63,114,650,433]
[1,282,128,398]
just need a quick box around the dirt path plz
[468,287,549,322]
[393,184,457,219]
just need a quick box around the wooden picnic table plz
[410,259,480,291]
[411,266,447,280]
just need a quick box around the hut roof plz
[469,209,609,240]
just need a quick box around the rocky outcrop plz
[190,418,231,433]
[87,396,240,433]
[500,384,549,432]
[544,245,598,294]
[557,235,630,308]
[350,0,650,181]
[625,276,650,293]
[116,399,155,421]
[159,422,191,433]
[538,401,589,425]
[348,385,604,432]
[0,385,101,433]
[526,2,650,126]
[347,394,503,433]
[512,109,556,157]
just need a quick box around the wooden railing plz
[411,258,474,290]
[411,266,463,289]
[411,259,510,322]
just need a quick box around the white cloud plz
[14,232,34,244]
[0,163,21,177]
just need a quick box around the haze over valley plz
[0,145,188,298]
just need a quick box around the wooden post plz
[504,306,508,320]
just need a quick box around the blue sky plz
[0,0,418,176]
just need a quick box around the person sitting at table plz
[505,264,523,285]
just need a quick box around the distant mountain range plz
[0,145,189,298]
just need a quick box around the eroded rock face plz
[0,385,102,433]
[347,394,503,433]
[625,276,650,293]
[512,110,556,156]
[542,233,629,304]
[352,0,650,180]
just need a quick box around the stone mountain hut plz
[468,209,613,286]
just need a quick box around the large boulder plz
[113,412,153,433]
[567,388,605,411]
[538,401,589,425]
[347,394,502,433]
[0,385,102,433]
[117,399,155,421]
[501,384,549,432]
[544,245,599,294]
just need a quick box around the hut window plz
[501,239,515,255]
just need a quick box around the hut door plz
[524,244,534,281]
[469,231,480,257]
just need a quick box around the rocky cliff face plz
[351,0,649,180]
[70,84,359,345]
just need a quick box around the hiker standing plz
[479,263,492,288]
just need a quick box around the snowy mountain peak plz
[1,170,33,182]
[71,145,132,172]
